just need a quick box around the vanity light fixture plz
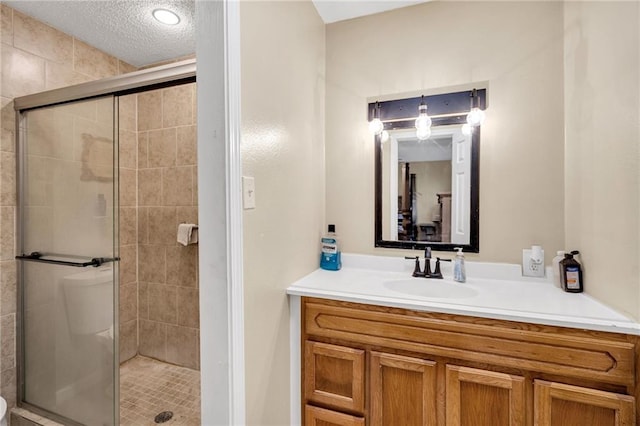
[416,126,431,141]
[466,88,486,126]
[461,123,472,136]
[415,96,432,141]
[369,101,384,136]
[152,8,181,25]
[381,130,390,143]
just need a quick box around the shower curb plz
[10,408,63,426]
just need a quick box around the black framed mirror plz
[372,89,484,252]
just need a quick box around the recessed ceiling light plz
[152,9,180,25]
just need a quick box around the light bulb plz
[381,130,389,143]
[416,127,431,141]
[415,114,432,131]
[461,123,471,136]
[466,107,486,126]
[414,102,431,131]
[369,118,384,135]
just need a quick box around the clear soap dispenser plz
[453,247,466,283]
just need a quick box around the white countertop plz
[286,253,640,335]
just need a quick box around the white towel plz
[177,224,198,246]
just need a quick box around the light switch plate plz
[242,176,256,209]
[522,249,545,277]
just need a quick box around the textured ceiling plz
[4,1,426,68]
[4,0,195,67]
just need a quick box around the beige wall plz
[0,4,135,409]
[326,1,640,321]
[564,2,640,319]
[240,1,325,424]
[412,161,451,225]
[136,83,200,369]
[326,1,565,264]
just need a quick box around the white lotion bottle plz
[552,250,565,288]
[453,247,466,283]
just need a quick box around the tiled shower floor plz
[120,356,201,426]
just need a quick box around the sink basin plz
[383,279,478,299]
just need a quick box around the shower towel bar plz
[16,252,120,268]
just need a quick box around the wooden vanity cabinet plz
[305,341,365,414]
[534,380,635,426]
[445,365,525,426]
[370,352,437,426]
[301,297,639,426]
[305,405,365,426]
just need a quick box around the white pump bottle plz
[453,247,466,283]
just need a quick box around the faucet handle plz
[431,257,451,279]
[405,256,424,277]
[430,258,442,279]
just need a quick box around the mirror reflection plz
[373,89,481,252]
[382,125,470,244]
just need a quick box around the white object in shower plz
[62,267,113,335]
[0,396,7,426]
[177,223,198,246]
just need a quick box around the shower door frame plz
[14,59,197,426]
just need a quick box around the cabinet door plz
[534,380,635,426]
[370,352,437,426]
[305,405,365,426]
[305,341,365,413]
[446,365,525,426]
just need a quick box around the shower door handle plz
[16,252,120,268]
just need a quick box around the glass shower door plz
[16,96,119,425]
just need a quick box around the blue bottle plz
[320,224,341,271]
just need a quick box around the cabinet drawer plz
[305,405,365,426]
[305,341,365,414]
[304,299,636,386]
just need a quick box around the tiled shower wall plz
[136,84,199,370]
[0,4,136,409]
[120,84,200,370]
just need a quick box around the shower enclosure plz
[17,95,119,425]
[13,61,196,426]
